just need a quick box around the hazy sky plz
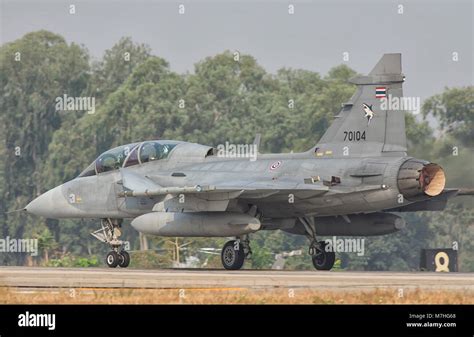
[1,0,472,101]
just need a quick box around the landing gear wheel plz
[221,240,245,270]
[106,251,120,268]
[311,241,335,270]
[118,251,130,268]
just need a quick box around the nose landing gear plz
[118,250,130,268]
[91,218,131,268]
[105,250,130,268]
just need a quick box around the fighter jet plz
[25,54,468,270]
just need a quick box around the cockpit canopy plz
[78,141,180,177]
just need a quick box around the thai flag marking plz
[375,87,386,99]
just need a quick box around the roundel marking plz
[269,160,282,171]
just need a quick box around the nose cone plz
[25,185,72,218]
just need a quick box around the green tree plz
[422,86,474,146]
[0,31,90,264]
[88,37,152,100]
[36,227,57,264]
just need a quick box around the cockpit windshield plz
[139,141,176,163]
[95,143,140,174]
[78,161,96,177]
[77,141,179,177]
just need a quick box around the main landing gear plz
[221,235,252,270]
[299,217,335,271]
[91,218,130,268]
[309,240,335,270]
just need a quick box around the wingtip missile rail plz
[119,185,216,197]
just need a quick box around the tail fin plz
[315,53,407,157]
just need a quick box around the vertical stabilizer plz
[315,54,407,157]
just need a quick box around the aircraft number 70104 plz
[344,131,366,141]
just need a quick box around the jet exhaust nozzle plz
[397,160,446,200]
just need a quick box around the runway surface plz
[0,267,473,291]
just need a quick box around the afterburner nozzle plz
[397,159,446,200]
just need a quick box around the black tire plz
[118,250,130,268]
[106,251,120,268]
[311,241,336,270]
[221,240,245,270]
